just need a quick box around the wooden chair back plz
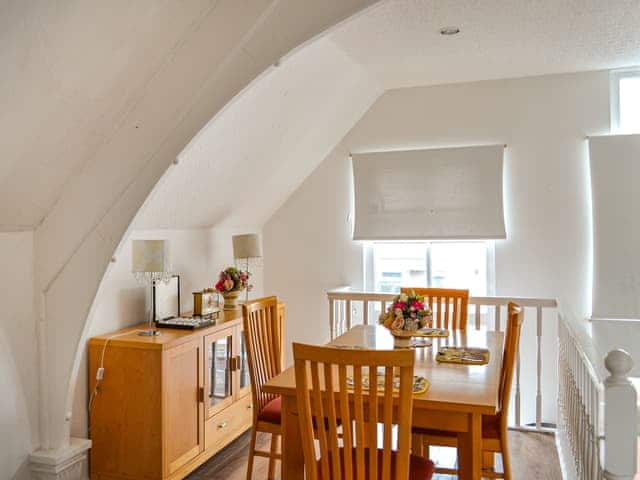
[243,296,283,416]
[499,302,523,416]
[400,287,469,330]
[293,343,415,480]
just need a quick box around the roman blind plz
[351,145,506,240]
[589,134,640,318]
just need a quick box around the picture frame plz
[153,275,181,321]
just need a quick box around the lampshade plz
[232,234,261,259]
[132,240,170,273]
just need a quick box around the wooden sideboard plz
[88,303,285,479]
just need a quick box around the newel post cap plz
[604,348,633,381]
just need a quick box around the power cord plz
[88,330,142,418]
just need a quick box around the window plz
[610,69,640,133]
[364,241,493,296]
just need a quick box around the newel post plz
[604,349,638,480]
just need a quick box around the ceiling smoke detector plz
[440,26,460,36]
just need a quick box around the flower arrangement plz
[379,290,432,332]
[214,266,250,294]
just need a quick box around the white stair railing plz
[327,287,557,433]
[603,350,638,480]
[557,314,638,480]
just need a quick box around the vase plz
[390,329,414,348]
[222,290,242,310]
[390,327,432,349]
[393,335,412,348]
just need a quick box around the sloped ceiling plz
[134,0,640,230]
[133,37,382,230]
[3,0,640,232]
[0,0,223,230]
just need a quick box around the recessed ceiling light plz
[440,26,460,36]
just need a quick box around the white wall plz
[0,232,37,480]
[264,70,612,425]
[70,227,263,439]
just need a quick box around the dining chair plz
[293,342,435,480]
[243,296,284,480]
[413,302,523,479]
[400,287,469,331]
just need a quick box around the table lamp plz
[132,239,171,336]
[232,233,262,303]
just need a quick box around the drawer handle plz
[246,405,252,410]
[218,421,228,429]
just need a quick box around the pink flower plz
[394,301,406,310]
[412,301,423,310]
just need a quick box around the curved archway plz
[33,0,379,457]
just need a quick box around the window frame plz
[362,240,496,295]
[610,68,640,133]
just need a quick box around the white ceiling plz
[330,0,640,89]
[136,0,640,230]
[3,0,640,231]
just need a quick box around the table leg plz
[457,412,482,480]
[281,394,304,480]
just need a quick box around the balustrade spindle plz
[363,300,369,325]
[536,306,543,429]
[329,298,335,339]
[515,345,522,427]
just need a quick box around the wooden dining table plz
[263,325,504,480]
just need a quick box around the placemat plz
[416,327,449,338]
[346,374,430,395]
[436,346,490,365]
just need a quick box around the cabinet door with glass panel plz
[204,327,236,418]
[235,324,251,399]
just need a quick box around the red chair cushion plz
[412,414,501,439]
[316,447,435,480]
[258,396,343,429]
[257,396,282,425]
[480,414,500,439]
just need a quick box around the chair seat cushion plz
[412,414,501,440]
[258,396,343,429]
[317,447,435,480]
[257,396,282,425]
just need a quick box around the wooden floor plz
[188,429,561,480]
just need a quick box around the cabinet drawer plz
[204,395,253,453]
